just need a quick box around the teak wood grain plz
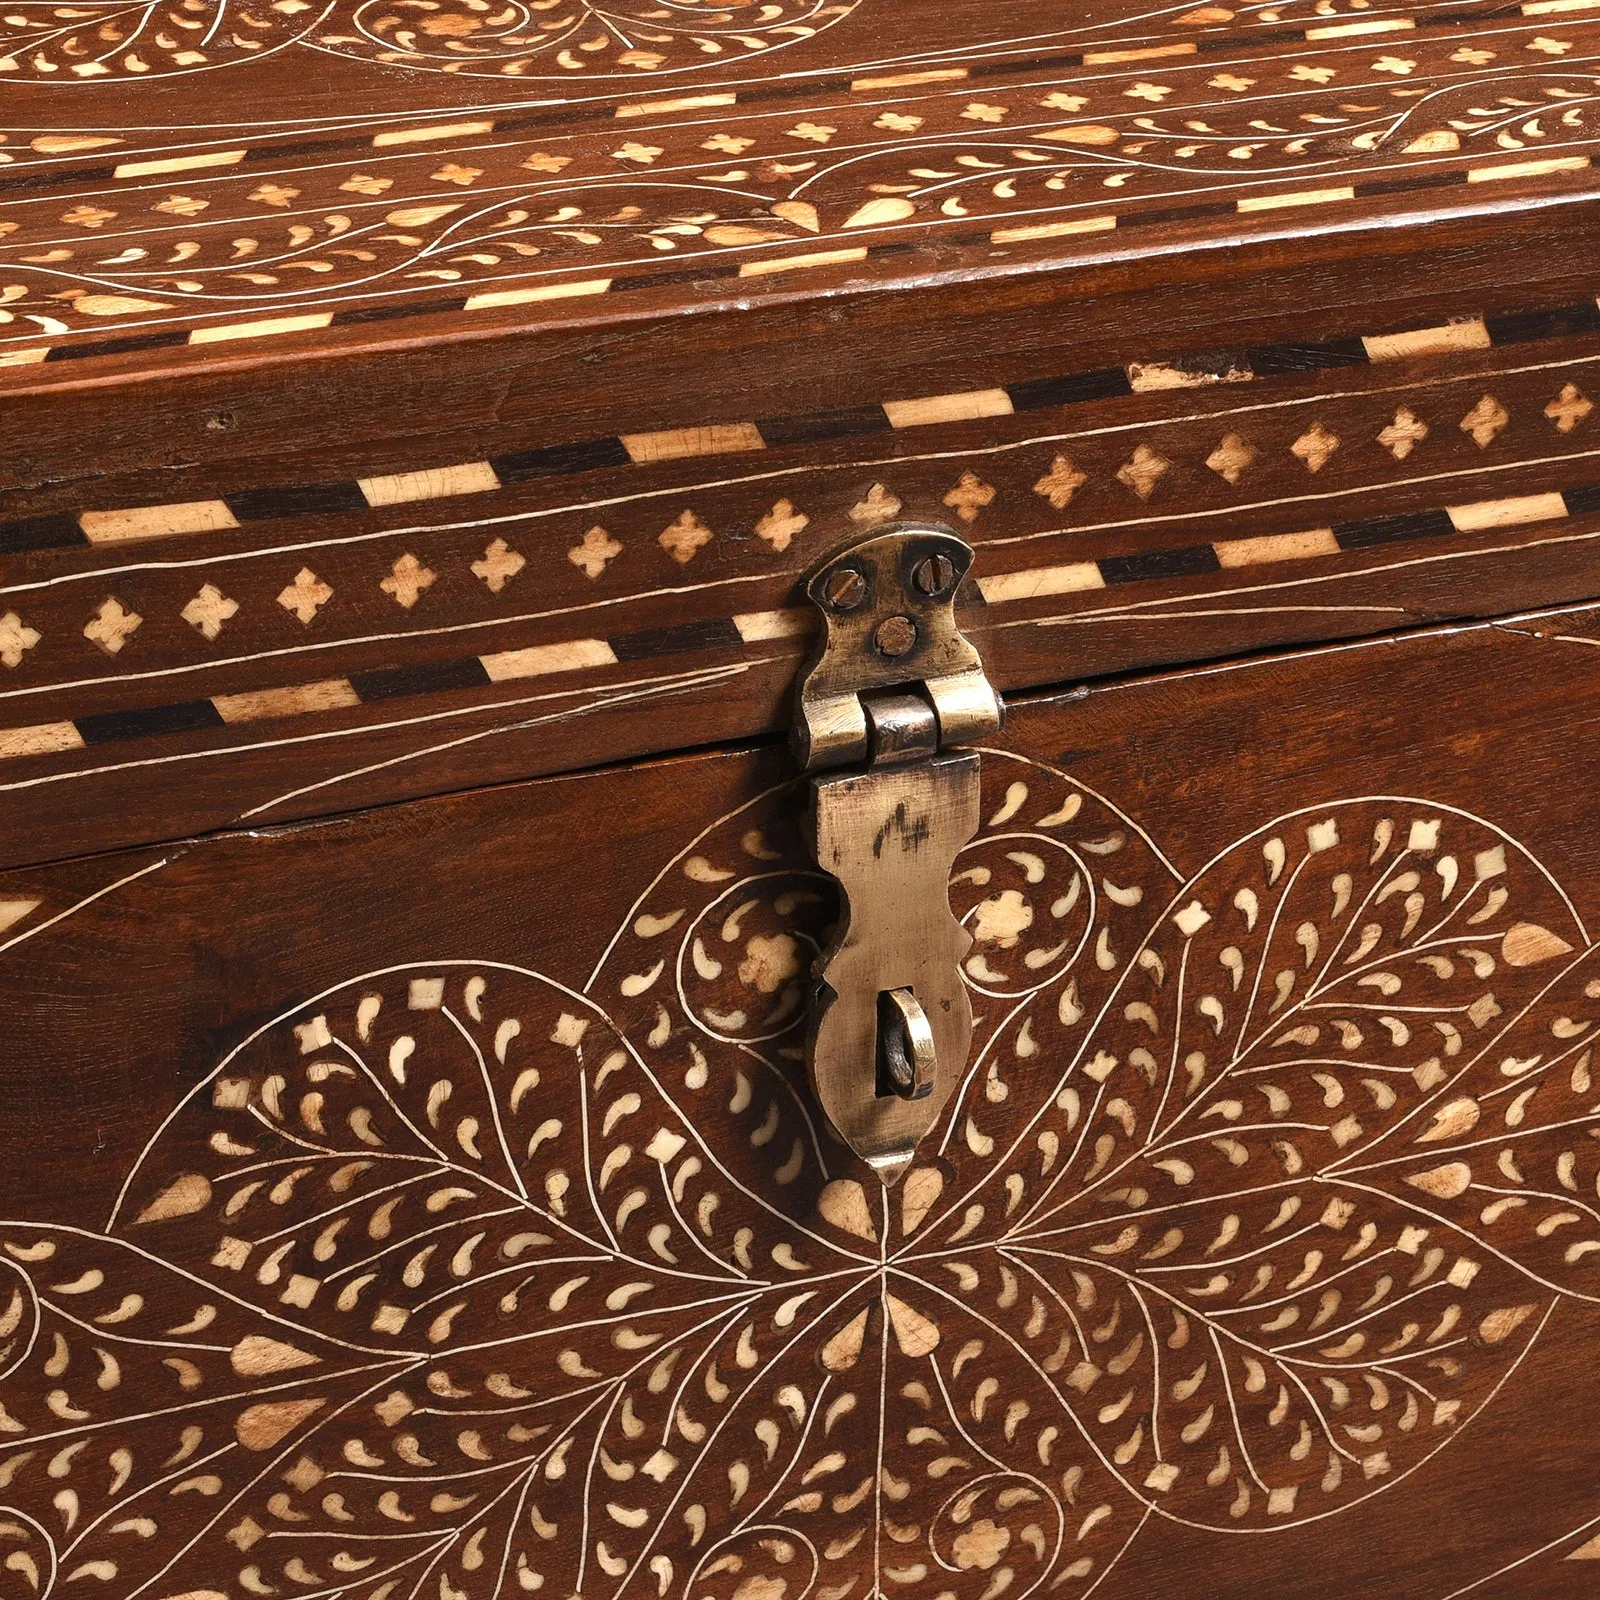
[2,605,1600,1599]
[4,3,1600,1595]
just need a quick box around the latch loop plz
[793,525,1002,1181]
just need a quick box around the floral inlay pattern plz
[0,0,856,79]
[1,754,1598,1597]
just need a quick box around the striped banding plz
[8,486,1590,766]
[6,294,1600,557]
[11,151,1598,373]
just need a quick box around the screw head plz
[874,614,918,658]
[913,552,956,596]
[823,567,867,611]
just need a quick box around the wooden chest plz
[4,2,1600,1594]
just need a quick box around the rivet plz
[874,614,918,658]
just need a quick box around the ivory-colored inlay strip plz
[978,563,1105,603]
[991,216,1116,244]
[79,500,240,543]
[620,424,766,463]
[1467,156,1591,182]
[733,609,813,642]
[358,462,501,507]
[213,679,362,724]
[480,640,619,681]
[851,68,969,89]
[1446,492,1568,532]
[1361,318,1491,361]
[1083,42,1196,62]
[373,121,494,146]
[1237,187,1356,213]
[1214,529,1339,567]
[113,149,246,178]
[189,313,334,345]
[883,389,1014,429]
[464,280,612,310]
[739,248,868,277]
[616,94,735,118]
[0,722,84,760]
[1305,16,1415,35]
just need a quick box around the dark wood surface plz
[5,275,1600,868]
[2,601,1599,1598]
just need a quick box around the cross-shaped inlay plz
[473,537,527,592]
[1545,383,1593,434]
[1116,444,1169,500]
[278,568,334,625]
[658,510,712,564]
[1033,454,1087,509]
[381,553,437,609]
[567,526,622,580]
[1377,408,1429,461]
[943,471,996,523]
[755,500,809,552]
[181,582,239,641]
[1206,433,1258,485]
[1290,422,1340,473]
[0,611,40,669]
[84,597,141,655]
[849,483,902,525]
[1460,394,1509,448]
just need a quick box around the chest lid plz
[5,0,1599,452]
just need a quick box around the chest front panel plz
[2,607,1599,1600]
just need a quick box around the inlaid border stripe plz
[12,159,1592,370]
[6,293,1600,555]
[2,485,1588,763]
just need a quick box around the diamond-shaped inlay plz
[1033,453,1087,510]
[755,500,809,552]
[1206,433,1258,485]
[943,471,996,523]
[1115,444,1169,500]
[1545,383,1593,434]
[84,597,142,655]
[0,611,41,669]
[181,582,239,641]
[1460,394,1509,448]
[473,537,527,592]
[1377,408,1429,461]
[1290,422,1340,472]
[659,510,712,565]
[849,483,903,526]
[381,553,437,609]
[278,568,333,625]
[567,526,622,580]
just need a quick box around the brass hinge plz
[792,525,1002,1181]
